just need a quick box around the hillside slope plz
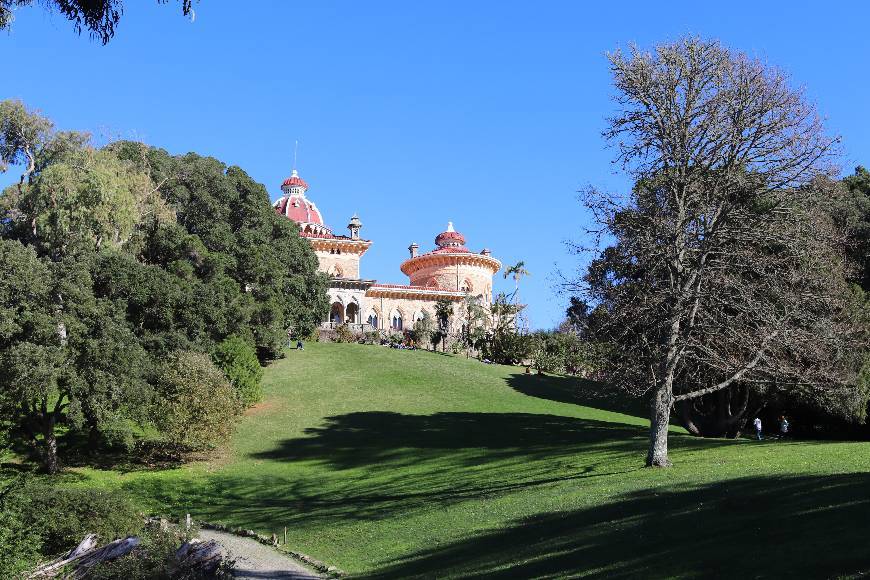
[78,343,870,578]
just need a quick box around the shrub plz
[481,329,533,365]
[334,323,355,343]
[212,335,264,407]
[153,351,241,455]
[0,478,142,577]
[88,522,235,580]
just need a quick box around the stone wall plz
[316,250,362,279]
[406,262,494,302]
[360,295,468,334]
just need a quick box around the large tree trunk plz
[646,383,673,467]
[676,384,755,438]
[678,401,701,436]
[42,416,59,475]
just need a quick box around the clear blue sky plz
[3,1,868,328]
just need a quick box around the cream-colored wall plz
[325,287,367,323]
[360,295,472,333]
[407,263,494,302]
[316,250,362,279]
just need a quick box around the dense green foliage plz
[0,101,327,472]
[839,167,870,291]
[530,330,601,376]
[48,342,870,577]
[154,351,241,454]
[480,293,531,364]
[410,311,434,348]
[0,478,142,576]
[212,335,264,407]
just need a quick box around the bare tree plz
[574,37,863,467]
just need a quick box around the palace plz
[272,169,502,333]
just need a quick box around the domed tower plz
[400,222,501,302]
[272,169,331,235]
[272,170,371,280]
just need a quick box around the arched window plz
[460,279,473,293]
[391,311,403,331]
[346,302,359,324]
[367,313,379,329]
[329,302,344,323]
[328,264,344,278]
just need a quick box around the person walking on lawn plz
[753,417,763,440]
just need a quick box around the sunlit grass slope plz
[75,343,870,578]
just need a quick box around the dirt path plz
[198,529,321,579]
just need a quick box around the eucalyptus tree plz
[0,0,196,44]
[577,36,862,467]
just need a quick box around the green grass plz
[51,343,870,577]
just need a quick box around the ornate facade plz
[272,169,501,333]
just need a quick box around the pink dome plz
[281,170,309,190]
[434,222,468,250]
[273,195,323,225]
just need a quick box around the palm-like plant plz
[503,261,530,301]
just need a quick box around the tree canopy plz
[0,99,327,472]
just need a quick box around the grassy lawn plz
[55,343,870,577]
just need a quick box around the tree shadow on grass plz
[123,412,736,526]
[250,411,654,471]
[365,472,870,579]
[507,372,650,420]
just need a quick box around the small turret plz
[408,242,419,258]
[348,213,362,240]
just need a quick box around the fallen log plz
[173,539,223,575]
[29,536,140,579]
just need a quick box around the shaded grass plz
[40,343,870,577]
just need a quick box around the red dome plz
[273,195,323,225]
[435,222,466,248]
[430,245,471,254]
[282,172,309,190]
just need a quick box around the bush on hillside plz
[481,329,533,365]
[153,351,241,455]
[334,323,355,343]
[87,523,235,580]
[0,478,142,577]
[212,335,264,407]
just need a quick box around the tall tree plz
[503,261,530,332]
[503,261,530,296]
[577,37,861,467]
[838,167,870,291]
[0,102,328,472]
[0,241,148,472]
[111,142,329,357]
